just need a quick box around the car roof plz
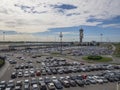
[5,88,11,90]
[49,83,54,85]
[33,84,38,87]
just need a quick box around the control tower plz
[79,28,84,44]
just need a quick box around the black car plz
[63,69,69,74]
[53,80,63,89]
[44,77,52,84]
[69,80,76,87]
[84,79,90,85]
[75,80,84,87]
[11,72,17,79]
[107,77,115,82]
[25,64,29,68]
[9,60,17,64]
[39,82,47,90]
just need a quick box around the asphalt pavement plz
[0,50,119,90]
[0,60,10,79]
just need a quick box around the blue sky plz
[0,0,120,42]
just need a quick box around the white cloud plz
[0,0,120,33]
[101,24,120,28]
[0,33,59,41]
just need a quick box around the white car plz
[93,76,103,84]
[47,83,55,90]
[52,76,57,81]
[18,72,23,77]
[24,71,29,77]
[32,84,39,90]
[5,87,11,90]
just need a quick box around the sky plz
[0,0,120,42]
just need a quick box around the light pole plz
[117,81,120,90]
[3,32,5,41]
[100,33,103,43]
[59,32,63,55]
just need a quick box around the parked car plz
[41,70,46,75]
[47,83,55,90]
[36,70,41,76]
[69,80,76,87]
[51,69,57,74]
[31,78,38,85]
[9,60,17,64]
[84,79,90,85]
[100,77,108,83]
[11,72,17,79]
[24,79,30,90]
[44,77,52,84]
[7,80,15,89]
[15,65,20,69]
[53,80,63,89]
[0,81,6,89]
[75,80,84,87]
[16,81,22,86]
[5,87,12,90]
[36,60,41,63]
[14,86,22,90]
[24,71,29,77]
[32,84,39,90]
[61,80,70,88]
[30,72,35,77]
[47,70,52,75]
[88,78,97,84]
[39,81,47,90]
[18,72,23,77]
[93,76,103,84]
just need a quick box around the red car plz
[36,70,41,76]
[82,74,87,79]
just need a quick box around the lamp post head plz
[100,34,103,36]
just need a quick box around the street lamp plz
[117,81,120,90]
[59,32,63,55]
[100,33,103,43]
[3,32,5,41]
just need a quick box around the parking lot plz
[0,48,120,90]
[67,46,113,56]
